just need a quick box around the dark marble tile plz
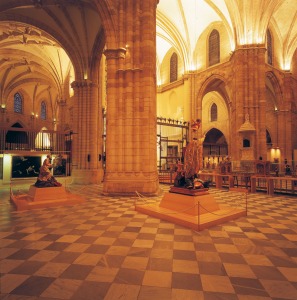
[198,262,227,276]
[51,251,81,263]
[153,241,174,249]
[194,243,217,252]
[230,277,269,296]
[123,227,141,233]
[203,291,238,300]
[7,249,39,260]
[45,242,72,251]
[148,258,173,271]
[114,268,145,285]
[219,253,246,264]
[11,276,55,296]
[85,244,109,254]
[98,255,125,268]
[138,286,172,300]
[251,265,288,280]
[60,264,93,280]
[9,260,45,275]
[71,281,111,300]
[157,228,174,234]
[172,272,202,290]
[173,249,196,260]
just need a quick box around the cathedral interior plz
[1,1,297,299]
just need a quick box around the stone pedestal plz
[135,188,246,231]
[10,185,85,211]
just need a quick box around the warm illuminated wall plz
[194,22,232,70]
[159,49,184,85]
[157,83,190,121]
[202,92,229,141]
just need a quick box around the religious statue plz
[173,118,210,189]
[34,154,62,188]
[191,118,201,132]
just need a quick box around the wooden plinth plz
[10,185,85,211]
[135,189,246,231]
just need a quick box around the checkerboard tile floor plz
[1,183,297,299]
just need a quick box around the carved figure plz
[35,154,62,188]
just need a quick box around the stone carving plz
[34,154,62,188]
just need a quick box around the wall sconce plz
[53,118,57,125]
[31,112,38,119]
[1,104,6,113]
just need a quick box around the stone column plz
[103,0,159,195]
[278,73,292,163]
[71,80,104,184]
[231,45,267,161]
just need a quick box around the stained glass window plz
[210,103,217,121]
[14,93,23,113]
[41,101,46,120]
[209,30,220,66]
[170,52,178,82]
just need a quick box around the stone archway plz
[5,123,28,150]
[203,128,228,169]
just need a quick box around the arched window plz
[40,101,46,120]
[243,139,250,148]
[209,30,220,66]
[170,52,178,82]
[267,30,273,65]
[210,103,218,121]
[14,92,23,113]
[266,129,272,147]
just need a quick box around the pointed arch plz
[203,128,228,168]
[5,123,28,150]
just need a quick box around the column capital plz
[71,80,96,88]
[104,47,126,60]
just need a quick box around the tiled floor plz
[1,183,297,299]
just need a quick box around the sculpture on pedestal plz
[174,119,210,189]
[35,154,62,188]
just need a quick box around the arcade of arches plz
[0,0,297,195]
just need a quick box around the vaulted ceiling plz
[0,0,103,106]
[0,0,296,107]
[157,0,297,71]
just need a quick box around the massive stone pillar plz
[103,0,159,195]
[231,45,267,161]
[71,80,104,184]
[278,73,293,162]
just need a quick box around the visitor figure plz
[35,154,62,187]
[275,166,279,177]
[285,164,291,176]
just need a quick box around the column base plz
[103,172,161,196]
[71,169,104,184]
